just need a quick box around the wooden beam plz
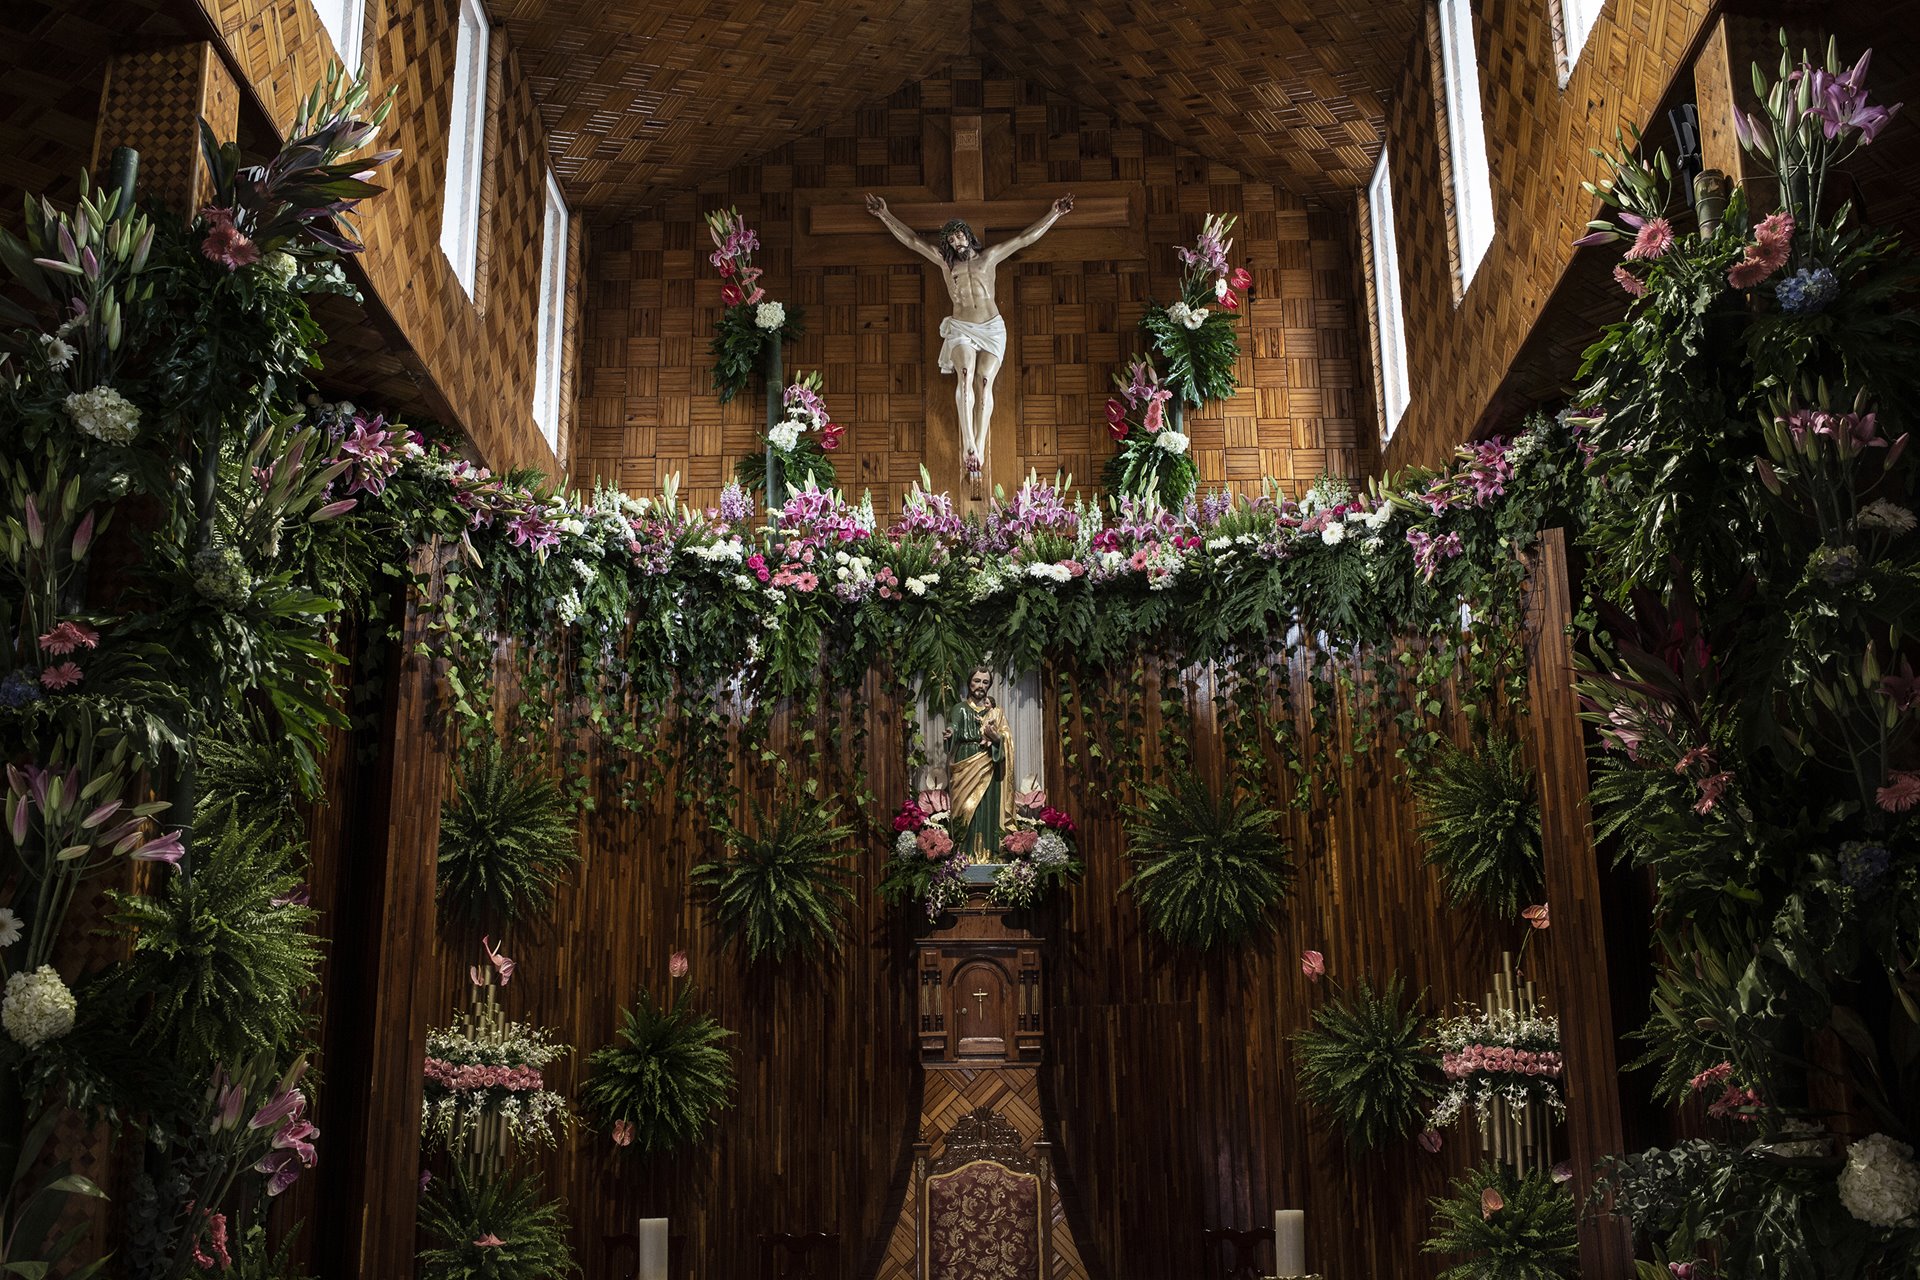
[1525,528,1634,1279]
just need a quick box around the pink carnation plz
[1001,829,1039,856]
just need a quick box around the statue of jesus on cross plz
[866,192,1073,480]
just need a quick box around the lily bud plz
[24,495,43,549]
[1755,458,1781,493]
[71,509,95,560]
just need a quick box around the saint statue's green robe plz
[947,696,1013,860]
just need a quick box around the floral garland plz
[704,208,804,403]
[879,798,1082,917]
[1429,1004,1566,1135]
[1139,213,1249,409]
[735,370,840,497]
[1103,357,1195,504]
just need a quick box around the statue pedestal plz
[915,882,1044,1066]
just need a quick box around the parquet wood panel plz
[1369,0,1715,468]
[574,56,1365,517]
[190,0,577,474]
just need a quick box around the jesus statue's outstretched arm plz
[983,195,1074,266]
[865,194,945,266]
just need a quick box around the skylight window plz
[532,172,571,451]
[1367,150,1411,439]
[311,0,366,72]
[1436,0,1496,287]
[1558,0,1606,83]
[438,0,490,293]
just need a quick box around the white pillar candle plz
[638,1218,668,1280]
[1274,1209,1306,1276]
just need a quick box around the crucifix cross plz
[801,109,1141,508]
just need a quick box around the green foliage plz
[1122,770,1292,949]
[1140,307,1239,407]
[692,793,855,962]
[195,721,308,839]
[580,985,735,1155]
[1411,733,1543,918]
[735,435,837,499]
[437,741,580,925]
[708,305,805,403]
[418,1167,577,1280]
[1101,429,1197,507]
[102,817,320,1072]
[1292,975,1437,1150]
[1424,1165,1579,1280]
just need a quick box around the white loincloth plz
[937,315,1007,373]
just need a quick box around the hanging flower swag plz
[879,796,1082,918]
[705,207,805,402]
[735,370,839,496]
[1138,213,1249,412]
[1103,358,1195,505]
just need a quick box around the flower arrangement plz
[1139,213,1249,410]
[704,207,804,402]
[421,971,572,1159]
[734,370,840,498]
[878,796,1081,918]
[1102,358,1197,504]
[1429,1003,1566,1135]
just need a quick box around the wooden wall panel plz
[189,0,574,474]
[1368,0,1714,468]
[572,56,1366,517]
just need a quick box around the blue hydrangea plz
[0,671,41,709]
[1838,841,1890,890]
[1775,267,1838,315]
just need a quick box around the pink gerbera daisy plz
[37,621,99,656]
[1613,265,1647,298]
[1877,770,1920,813]
[39,662,83,690]
[1623,216,1674,261]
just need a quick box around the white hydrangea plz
[1858,499,1917,535]
[1166,301,1192,326]
[193,545,253,609]
[1839,1134,1920,1228]
[894,830,919,859]
[767,419,802,451]
[262,251,298,284]
[755,301,787,331]
[1320,521,1346,546]
[1032,830,1070,865]
[1155,430,1190,455]
[66,386,141,444]
[3,966,77,1048]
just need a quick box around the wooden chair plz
[760,1231,841,1279]
[914,1106,1052,1280]
[1201,1226,1276,1280]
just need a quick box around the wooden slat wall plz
[345,530,1621,1280]
[572,55,1366,518]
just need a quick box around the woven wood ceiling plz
[496,0,1420,213]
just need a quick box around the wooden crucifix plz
[802,111,1138,507]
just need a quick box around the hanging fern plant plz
[691,794,855,962]
[1122,771,1292,949]
[1423,1164,1579,1280]
[1291,975,1438,1150]
[1411,733,1543,919]
[418,1166,578,1280]
[436,741,580,925]
[580,985,735,1156]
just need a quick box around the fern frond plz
[1122,770,1292,949]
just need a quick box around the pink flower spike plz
[1300,949,1326,981]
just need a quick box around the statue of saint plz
[865,193,1073,481]
[944,665,1015,860]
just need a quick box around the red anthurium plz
[1230,267,1252,290]
[721,282,743,306]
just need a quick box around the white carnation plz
[1320,521,1346,546]
[1181,306,1208,330]
[767,420,801,451]
[65,386,141,444]
[1155,430,1189,455]
[1839,1134,1920,1228]
[906,576,930,596]
[1215,276,1229,300]
[755,301,787,331]
[3,966,76,1048]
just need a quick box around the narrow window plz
[311,0,366,72]
[1367,151,1411,439]
[1436,0,1496,286]
[438,0,490,293]
[1557,0,1606,83]
[532,172,571,451]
